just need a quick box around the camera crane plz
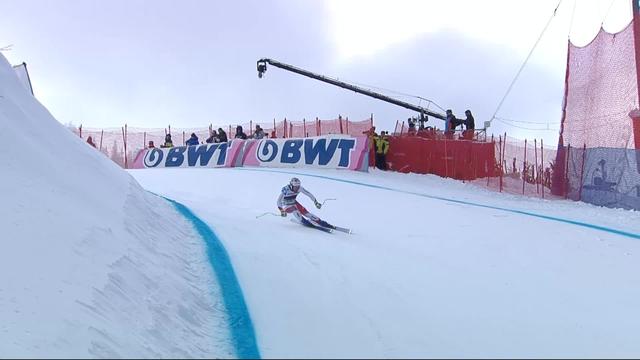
[256,58,447,125]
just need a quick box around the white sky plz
[327,0,632,62]
[0,0,634,145]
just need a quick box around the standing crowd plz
[148,124,274,149]
[363,126,390,171]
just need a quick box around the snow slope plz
[132,167,640,358]
[0,54,237,358]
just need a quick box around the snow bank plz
[0,54,233,358]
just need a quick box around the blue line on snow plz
[164,197,261,359]
[233,167,640,240]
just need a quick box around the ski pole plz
[321,198,337,206]
[256,212,280,219]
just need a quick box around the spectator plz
[271,130,277,138]
[234,125,247,139]
[544,167,551,188]
[363,125,377,138]
[161,133,173,148]
[363,125,378,148]
[206,130,218,144]
[407,118,416,130]
[185,132,199,146]
[253,125,266,139]
[148,140,156,148]
[462,109,475,140]
[407,117,417,135]
[445,109,462,139]
[444,109,458,139]
[464,109,475,131]
[363,126,378,167]
[373,131,390,170]
[86,136,96,148]
[217,128,228,143]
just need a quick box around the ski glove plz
[280,209,287,217]
[314,200,322,209]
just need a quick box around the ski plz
[296,218,333,233]
[332,226,352,234]
[315,220,352,234]
[303,221,333,233]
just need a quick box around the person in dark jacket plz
[462,109,476,140]
[86,136,96,148]
[206,130,218,144]
[161,133,173,148]
[185,132,199,146]
[464,109,475,131]
[234,125,247,139]
[252,125,266,139]
[445,109,463,139]
[217,128,228,142]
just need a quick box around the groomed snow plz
[132,167,640,358]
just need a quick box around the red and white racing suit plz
[277,184,321,224]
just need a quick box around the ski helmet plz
[290,177,301,188]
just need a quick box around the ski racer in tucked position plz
[277,177,350,233]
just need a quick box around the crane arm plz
[257,58,446,121]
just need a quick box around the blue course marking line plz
[164,196,261,359]
[232,167,640,240]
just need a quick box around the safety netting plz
[552,17,640,210]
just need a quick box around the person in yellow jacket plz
[374,131,389,170]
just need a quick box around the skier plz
[277,177,349,233]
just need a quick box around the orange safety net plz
[552,10,640,209]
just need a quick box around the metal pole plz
[499,135,503,192]
[578,143,587,201]
[541,139,545,199]
[522,139,527,195]
[565,144,571,199]
[534,139,539,194]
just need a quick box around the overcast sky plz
[0,0,633,145]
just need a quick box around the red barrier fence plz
[384,132,560,200]
[386,136,496,180]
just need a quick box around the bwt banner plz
[131,136,369,172]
